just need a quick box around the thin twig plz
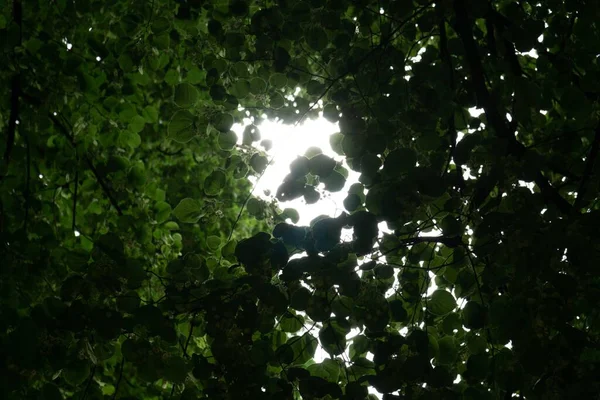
[111,357,125,400]
[1,1,22,181]
[24,133,30,230]
[2,76,20,181]
[72,170,78,232]
[49,113,123,215]
[376,235,463,260]
[294,1,435,126]
[226,154,273,242]
[574,123,600,210]
[19,92,123,215]
[182,314,196,358]
[463,246,497,389]
[80,364,97,400]
[438,15,466,191]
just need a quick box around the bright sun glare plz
[234,116,357,226]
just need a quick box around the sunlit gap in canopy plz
[232,110,369,376]
[226,114,407,400]
[232,114,352,227]
[229,104,487,397]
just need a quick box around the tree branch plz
[19,91,123,215]
[48,113,124,215]
[438,15,466,190]
[574,123,600,210]
[2,77,20,181]
[72,170,79,231]
[294,1,435,126]
[1,1,22,181]
[80,364,96,400]
[112,357,125,400]
[24,133,30,230]
[452,0,573,215]
[378,235,463,261]
[182,314,196,359]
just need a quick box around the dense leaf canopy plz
[1,0,600,399]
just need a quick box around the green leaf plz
[428,290,457,316]
[462,301,486,330]
[127,161,147,187]
[437,336,458,365]
[214,113,234,132]
[269,73,287,88]
[303,185,320,204]
[280,312,304,332]
[118,53,135,72]
[164,356,188,383]
[231,61,249,77]
[210,84,227,100]
[173,198,203,223]
[246,197,263,216]
[206,235,221,250]
[204,169,227,196]
[269,92,285,109]
[389,299,408,322]
[328,132,344,155]
[165,69,180,85]
[467,333,487,354]
[281,208,300,223]
[308,154,336,177]
[288,334,318,364]
[231,79,250,98]
[117,291,141,313]
[322,171,346,192]
[168,110,198,143]
[343,193,362,211]
[441,215,462,236]
[128,115,146,133]
[250,153,269,174]
[454,133,481,165]
[308,358,340,381]
[222,239,237,261]
[154,201,172,223]
[384,147,417,175]
[290,287,311,311]
[319,322,347,355]
[323,103,339,122]
[218,130,238,151]
[306,27,329,51]
[249,77,267,94]
[63,360,91,386]
[174,83,198,108]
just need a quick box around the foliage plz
[1,0,600,399]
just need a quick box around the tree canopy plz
[1,0,600,399]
